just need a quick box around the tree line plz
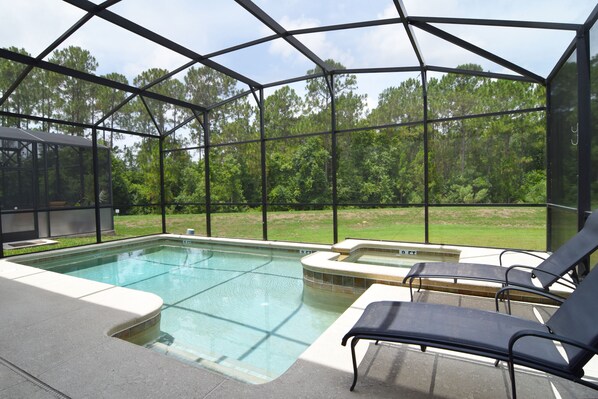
[0,46,546,214]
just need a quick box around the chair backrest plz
[547,264,598,373]
[535,211,598,288]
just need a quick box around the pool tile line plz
[120,253,277,290]
[164,304,274,335]
[237,302,306,361]
[161,258,276,311]
[39,245,212,273]
[121,268,179,288]
[158,264,302,281]
[137,248,298,278]
[164,303,312,351]
[139,250,214,268]
[120,258,245,289]
[249,270,302,281]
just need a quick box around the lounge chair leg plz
[409,279,414,301]
[420,345,427,352]
[494,359,500,367]
[349,338,359,391]
[508,361,517,399]
[495,287,514,314]
[494,294,501,312]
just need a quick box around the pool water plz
[344,249,459,268]
[23,243,354,383]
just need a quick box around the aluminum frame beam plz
[0,0,122,107]
[63,0,260,89]
[0,48,204,113]
[411,21,545,84]
[235,0,330,73]
[393,0,426,67]
[409,16,581,31]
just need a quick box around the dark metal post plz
[91,127,102,243]
[42,144,50,238]
[545,81,553,252]
[577,31,591,222]
[106,147,114,225]
[204,111,212,237]
[55,145,61,198]
[79,147,85,205]
[259,89,268,240]
[32,142,40,239]
[330,74,339,244]
[576,29,591,275]
[422,70,430,243]
[159,136,166,233]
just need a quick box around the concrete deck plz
[1,262,597,398]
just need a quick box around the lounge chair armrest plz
[508,329,598,364]
[499,250,548,266]
[495,285,566,312]
[504,265,577,290]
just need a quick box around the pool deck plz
[1,240,597,398]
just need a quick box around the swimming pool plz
[20,240,355,383]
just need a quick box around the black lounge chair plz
[342,265,598,398]
[403,211,598,308]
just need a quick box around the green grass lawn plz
[3,206,546,257]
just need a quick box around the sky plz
[0,0,596,109]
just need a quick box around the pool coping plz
[0,256,164,339]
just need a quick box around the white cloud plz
[378,2,400,19]
[356,71,423,111]
[356,25,418,68]
[267,16,355,68]
[0,0,84,55]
